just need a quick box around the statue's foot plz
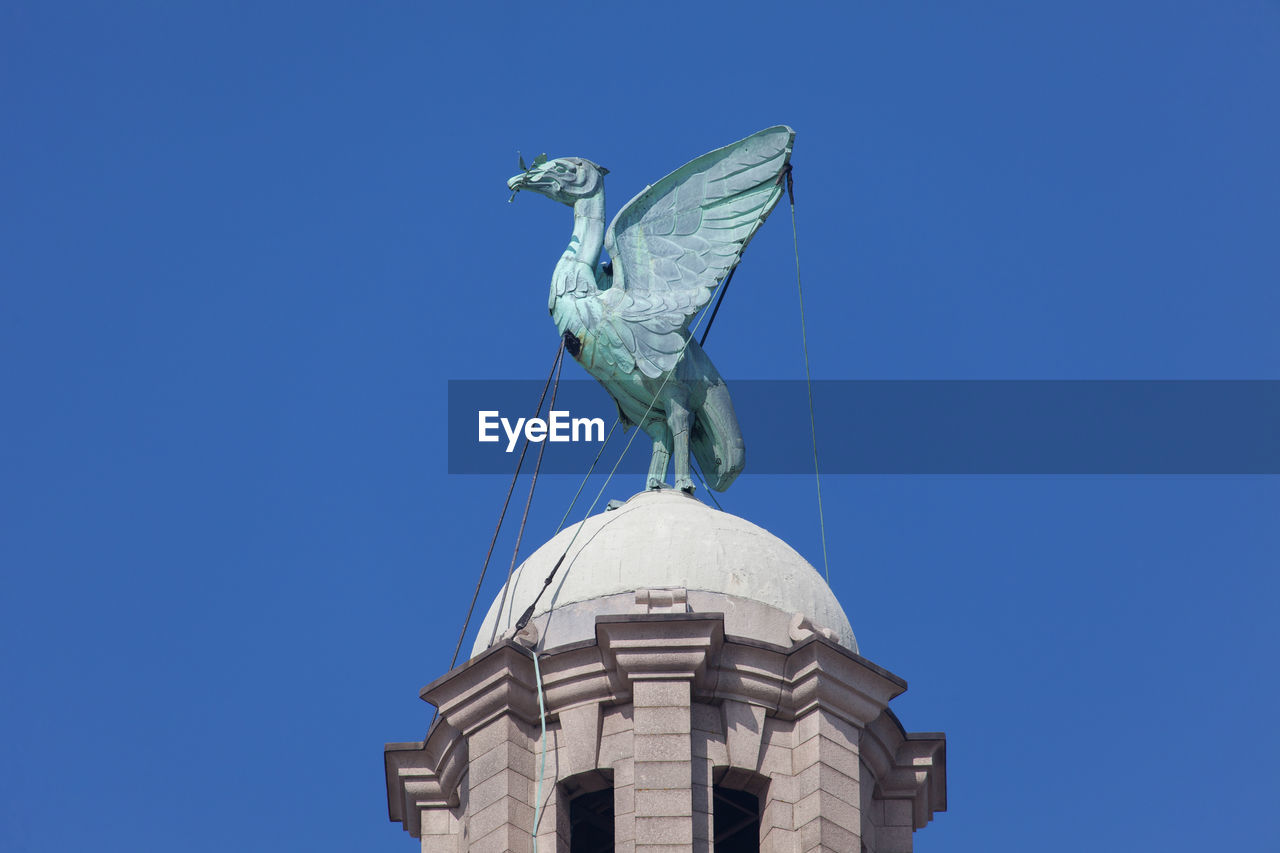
[675,477,696,494]
[647,477,666,490]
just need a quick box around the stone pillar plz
[756,717,796,853]
[464,715,537,853]
[791,709,862,853]
[613,753,636,853]
[413,645,540,853]
[634,679,694,851]
[597,615,723,853]
[417,807,461,852]
[387,617,945,853]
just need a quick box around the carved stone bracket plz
[876,735,947,830]
[383,717,466,837]
[634,587,690,614]
[596,613,724,689]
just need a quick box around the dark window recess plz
[714,785,761,852]
[570,788,614,853]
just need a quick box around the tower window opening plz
[713,784,761,852]
[569,786,614,853]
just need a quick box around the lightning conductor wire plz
[528,644,548,851]
[517,155,795,631]
[447,341,563,676]
[786,165,831,581]
[492,342,566,641]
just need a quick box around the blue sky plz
[1,2,1277,851]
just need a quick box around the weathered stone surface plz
[467,773,531,824]
[419,807,460,853]
[794,790,860,837]
[723,699,767,773]
[797,815,859,853]
[690,725,727,766]
[636,705,692,735]
[634,587,688,614]
[473,490,858,657]
[636,789,694,817]
[884,798,913,827]
[877,823,914,853]
[469,821,532,853]
[599,729,635,767]
[633,733,691,762]
[468,739,536,790]
[420,834,459,853]
[634,680,692,708]
[614,781,635,816]
[556,702,602,778]
[635,760,692,790]
[468,795,534,842]
[634,813,694,844]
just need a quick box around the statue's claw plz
[675,478,696,494]
[647,477,666,491]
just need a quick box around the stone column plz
[613,753,636,853]
[634,679,694,851]
[597,615,723,853]
[387,619,946,853]
[417,645,540,853]
[791,709,862,853]
[757,716,798,853]
[419,807,462,853]
[464,715,537,853]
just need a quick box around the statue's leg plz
[667,396,695,493]
[647,426,671,490]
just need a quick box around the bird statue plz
[507,126,795,493]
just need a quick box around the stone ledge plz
[386,611,946,845]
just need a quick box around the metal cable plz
[445,342,564,674]
[691,459,724,511]
[554,418,619,535]
[514,259,735,632]
[529,646,548,850]
[786,165,831,581]
[515,159,797,630]
[698,264,738,346]
[493,344,565,639]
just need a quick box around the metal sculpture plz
[507,126,794,492]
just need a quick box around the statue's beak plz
[507,173,528,192]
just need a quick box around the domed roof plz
[471,489,856,657]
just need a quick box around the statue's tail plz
[691,381,745,492]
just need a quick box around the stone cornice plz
[595,613,724,690]
[536,642,615,713]
[385,611,946,838]
[383,716,465,835]
[420,643,539,734]
[782,636,907,726]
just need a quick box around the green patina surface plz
[507,126,794,493]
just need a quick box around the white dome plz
[471,489,856,656]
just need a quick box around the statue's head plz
[507,156,608,205]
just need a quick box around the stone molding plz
[596,614,723,689]
[385,611,946,851]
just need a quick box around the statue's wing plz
[599,125,794,378]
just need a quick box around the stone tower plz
[385,490,946,852]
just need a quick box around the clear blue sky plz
[2,2,1277,851]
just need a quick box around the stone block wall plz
[386,611,945,853]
